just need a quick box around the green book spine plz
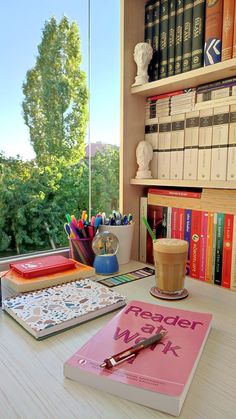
[182,0,193,73]
[175,0,184,74]
[145,0,154,81]
[168,0,177,77]
[214,213,224,286]
[191,0,205,70]
[159,0,169,79]
[152,1,160,81]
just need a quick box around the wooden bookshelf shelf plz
[130,178,236,189]
[131,58,236,97]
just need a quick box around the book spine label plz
[199,211,208,281]
[211,106,229,181]
[168,0,177,77]
[167,207,172,238]
[139,197,148,262]
[190,210,202,278]
[191,0,205,70]
[159,0,169,79]
[222,0,235,61]
[204,0,223,65]
[222,214,234,288]
[182,0,193,73]
[230,215,236,290]
[233,2,236,57]
[198,108,213,181]
[184,209,192,275]
[145,1,154,79]
[214,213,224,286]
[171,207,178,238]
[152,1,161,81]
[227,105,236,180]
[157,116,171,179]
[175,0,184,74]
[205,212,214,283]
[184,111,199,180]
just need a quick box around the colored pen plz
[100,330,167,369]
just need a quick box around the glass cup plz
[153,238,188,296]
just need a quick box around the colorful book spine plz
[175,0,184,74]
[145,0,154,80]
[171,207,178,238]
[152,1,161,81]
[168,0,176,77]
[221,214,234,288]
[167,207,172,238]
[184,209,192,276]
[199,212,208,281]
[214,213,224,286]
[230,215,236,291]
[211,213,218,283]
[182,0,193,73]
[189,210,202,279]
[233,2,236,58]
[204,0,223,66]
[222,0,235,61]
[205,212,214,283]
[159,0,169,79]
[178,208,185,239]
[191,0,205,70]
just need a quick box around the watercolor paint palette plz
[97,267,155,287]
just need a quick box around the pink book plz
[199,212,208,281]
[222,214,234,288]
[64,300,212,416]
[171,207,178,238]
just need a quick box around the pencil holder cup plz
[98,223,134,265]
[69,238,95,267]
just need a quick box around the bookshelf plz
[120,0,236,273]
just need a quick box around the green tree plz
[22,16,88,166]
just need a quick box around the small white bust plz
[132,42,153,86]
[135,140,153,179]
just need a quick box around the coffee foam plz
[153,238,188,253]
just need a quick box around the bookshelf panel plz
[131,178,236,189]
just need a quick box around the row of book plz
[139,191,236,291]
[145,89,196,118]
[145,0,236,82]
[145,104,236,181]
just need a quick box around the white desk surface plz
[1,261,236,419]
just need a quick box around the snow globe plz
[92,231,119,275]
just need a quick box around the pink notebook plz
[64,300,212,416]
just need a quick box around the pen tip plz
[100,362,106,368]
[160,330,168,337]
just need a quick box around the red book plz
[10,255,76,279]
[222,214,234,288]
[147,90,184,101]
[190,210,202,279]
[204,0,223,65]
[148,188,201,199]
[199,212,208,281]
[64,300,212,416]
[171,208,179,238]
[222,0,235,60]
[177,208,185,239]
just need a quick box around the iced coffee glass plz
[153,238,188,296]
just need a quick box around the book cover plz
[184,110,200,180]
[205,212,214,283]
[2,279,126,339]
[199,212,208,281]
[145,0,154,80]
[184,209,192,275]
[221,213,234,288]
[148,188,201,198]
[10,255,76,279]
[198,108,213,181]
[64,300,212,416]
[175,0,184,74]
[227,104,236,180]
[204,0,223,66]
[168,0,176,77]
[159,0,169,79]
[214,213,224,286]
[152,0,161,80]
[139,197,148,263]
[182,0,193,73]
[191,0,206,70]
[146,205,163,264]
[222,0,235,61]
[1,261,95,295]
[211,106,229,181]
[189,210,202,279]
[157,116,171,179]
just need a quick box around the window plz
[0,0,120,263]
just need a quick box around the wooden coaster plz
[150,286,189,300]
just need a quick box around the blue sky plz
[0,0,120,160]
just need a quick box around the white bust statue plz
[135,140,153,179]
[132,42,153,86]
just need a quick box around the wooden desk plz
[1,261,236,419]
